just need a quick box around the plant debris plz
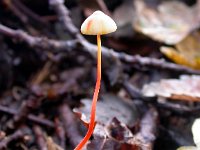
[0,0,200,149]
[142,75,200,101]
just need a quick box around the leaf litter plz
[133,0,200,44]
[161,32,200,69]
[74,94,158,149]
[142,75,200,101]
[1,0,200,149]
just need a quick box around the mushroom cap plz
[192,119,200,147]
[81,11,117,35]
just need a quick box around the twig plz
[1,23,199,75]
[49,0,85,41]
[0,105,54,128]
[123,80,143,99]
[0,129,26,149]
[6,96,44,130]
[59,103,83,147]
[55,118,66,149]
[123,80,200,114]
[48,0,200,74]
[135,107,158,149]
[30,61,53,86]
[33,125,47,150]
[0,131,6,141]
[97,0,111,16]
[12,0,48,26]
[3,0,28,24]
[156,101,200,115]
[0,24,77,52]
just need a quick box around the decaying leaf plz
[133,0,200,44]
[74,95,138,149]
[142,75,200,101]
[87,118,142,150]
[74,96,158,149]
[46,137,63,150]
[160,32,200,69]
[87,108,157,150]
[74,94,138,127]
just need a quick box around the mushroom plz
[74,11,117,150]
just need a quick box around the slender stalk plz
[74,34,101,150]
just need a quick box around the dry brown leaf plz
[160,32,200,69]
[142,75,200,101]
[133,0,200,44]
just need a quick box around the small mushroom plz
[74,10,117,150]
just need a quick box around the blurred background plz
[0,0,200,150]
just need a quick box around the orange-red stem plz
[74,34,101,150]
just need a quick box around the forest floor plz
[0,0,200,150]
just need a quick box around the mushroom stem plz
[74,34,101,150]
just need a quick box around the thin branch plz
[135,107,158,149]
[49,0,85,40]
[123,80,143,99]
[12,0,48,26]
[0,105,54,128]
[0,23,200,74]
[55,118,66,149]
[48,0,200,74]
[0,24,76,52]
[0,130,26,149]
[59,103,83,147]
[123,81,200,114]
[6,96,44,130]
[3,0,28,24]
[33,125,48,150]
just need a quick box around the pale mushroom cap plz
[81,10,117,35]
[192,119,200,147]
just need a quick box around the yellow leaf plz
[177,146,197,150]
[160,32,200,69]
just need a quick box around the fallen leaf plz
[133,0,200,44]
[73,94,138,146]
[105,117,134,141]
[73,94,138,127]
[142,75,200,101]
[160,32,200,69]
[87,118,142,150]
[74,95,157,149]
